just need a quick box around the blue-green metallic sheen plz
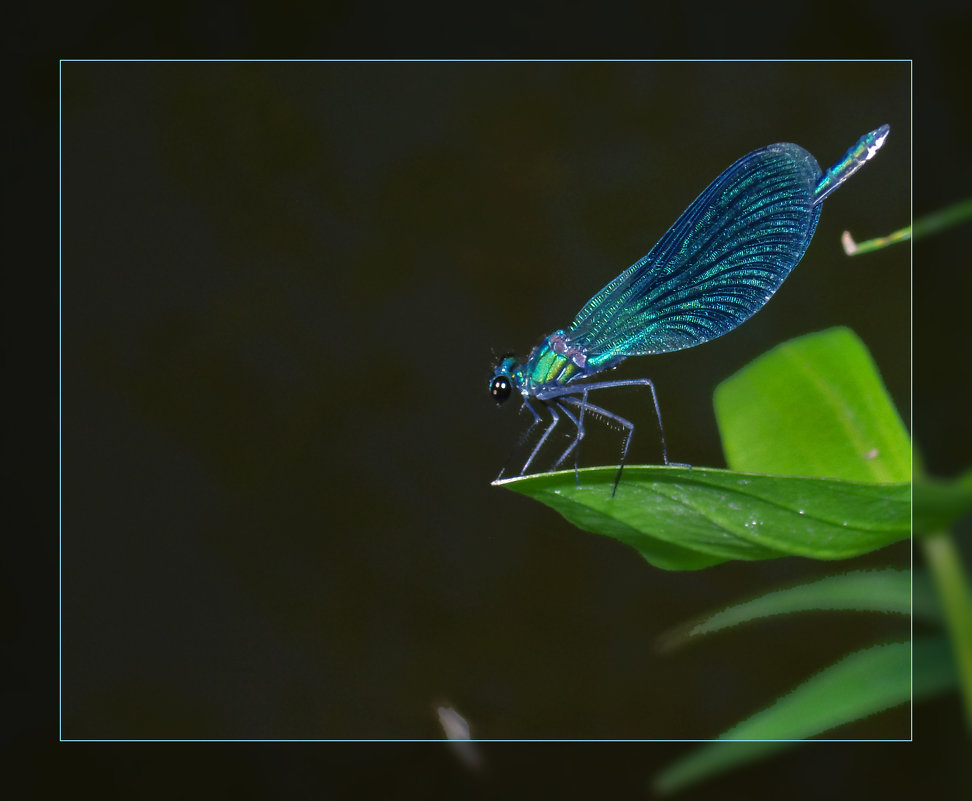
[566,142,823,362]
[814,124,890,205]
[489,126,890,487]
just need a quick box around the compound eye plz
[490,375,512,404]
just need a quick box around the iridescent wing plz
[568,143,823,363]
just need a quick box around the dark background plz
[35,53,969,797]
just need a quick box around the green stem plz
[841,225,909,255]
[920,530,972,729]
[842,197,972,255]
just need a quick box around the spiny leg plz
[561,396,634,497]
[551,401,584,485]
[577,387,588,477]
[617,379,692,469]
[497,398,542,481]
[557,388,589,485]
[521,401,559,476]
[636,377,669,466]
[544,377,670,465]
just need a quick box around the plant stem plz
[921,529,972,729]
[842,196,972,255]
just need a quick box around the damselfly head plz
[489,355,519,405]
[489,374,512,404]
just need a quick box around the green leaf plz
[713,327,910,482]
[652,635,957,795]
[498,330,972,568]
[495,466,909,570]
[656,568,937,652]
